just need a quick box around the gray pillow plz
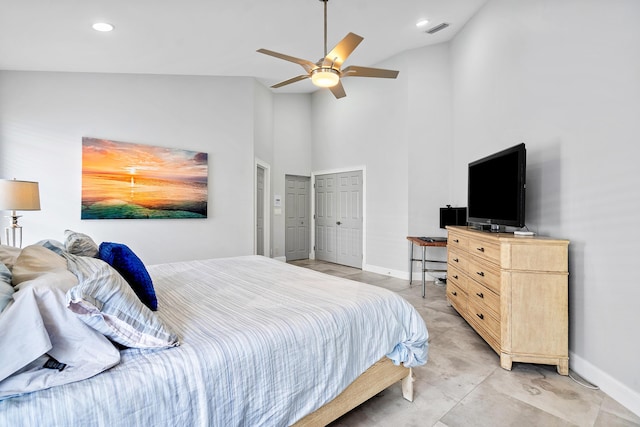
[64,230,99,257]
[36,239,67,255]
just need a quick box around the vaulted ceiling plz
[0,0,487,93]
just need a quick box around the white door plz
[315,170,363,268]
[285,175,310,261]
[336,171,363,268]
[315,174,337,263]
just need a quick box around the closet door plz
[315,174,337,263]
[336,171,363,269]
[315,171,363,268]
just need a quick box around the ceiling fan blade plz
[271,75,310,88]
[329,80,347,99]
[323,33,364,68]
[257,49,317,73]
[342,65,399,79]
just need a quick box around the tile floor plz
[289,259,640,427]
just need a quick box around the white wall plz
[450,0,640,414]
[0,71,262,264]
[310,57,410,274]
[271,94,313,259]
[309,45,454,275]
[407,43,454,241]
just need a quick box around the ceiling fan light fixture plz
[311,68,340,88]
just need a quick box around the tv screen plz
[467,143,526,229]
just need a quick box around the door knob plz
[336,221,342,225]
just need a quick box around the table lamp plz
[0,179,41,247]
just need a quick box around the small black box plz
[440,207,467,229]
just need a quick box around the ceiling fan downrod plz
[321,0,328,59]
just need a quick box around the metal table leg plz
[422,246,426,298]
[408,241,414,285]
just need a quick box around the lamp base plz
[4,214,23,248]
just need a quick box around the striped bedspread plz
[0,255,428,426]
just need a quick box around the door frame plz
[255,158,271,257]
[311,165,366,266]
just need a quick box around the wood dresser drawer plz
[467,256,500,295]
[468,297,500,340]
[448,248,468,273]
[447,281,467,313]
[447,265,467,293]
[447,232,468,251]
[467,280,499,318]
[468,237,500,265]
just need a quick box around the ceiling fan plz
[257,0,399,99]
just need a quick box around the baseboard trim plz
[569,351,640,417]
[362,264,408,280]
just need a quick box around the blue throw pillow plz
[98,242,158,311]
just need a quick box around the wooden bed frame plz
[293,358,413,426]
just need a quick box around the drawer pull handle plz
[476,313,484,320]
[476,292,484,298]
[452,291,457,296]
[453,239,459,243]
[476,247,485,252]
[453,258,459,263]
[476,271,485,277]
[453,275,459,280]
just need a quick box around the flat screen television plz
[467,143,526,230]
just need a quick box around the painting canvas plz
[81,137,208,219]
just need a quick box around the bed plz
[0,236,428,426]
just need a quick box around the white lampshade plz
[311,68,340,88]
[0,179,41,211]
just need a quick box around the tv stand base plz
[468,223,504,233]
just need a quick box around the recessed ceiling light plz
[92,22,114,32]
[416,19,430,28]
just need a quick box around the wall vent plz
[426,23,450,34]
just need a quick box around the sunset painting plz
[81,137,208,219]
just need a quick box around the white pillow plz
[64,253,179,349]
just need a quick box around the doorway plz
[255,159,270,256]
[314,170,363,269]
[284,175,311,261]
[256,166,265,255]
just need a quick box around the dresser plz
[446,226,569,375]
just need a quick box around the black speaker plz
[440,206,467,229]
